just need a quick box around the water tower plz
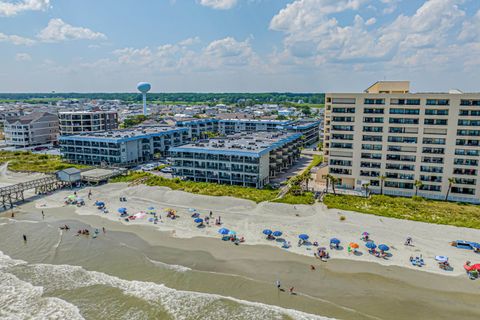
[137,82,151,116]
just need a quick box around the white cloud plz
[0,0,49,16]
[15,52,32,61]
[0,32,35,45]
[365,17,376,26]
[459,9,480,42]
[269,0,476,70]
[178,36,201,46]
[199,0,237,10]
[37,18,106,42]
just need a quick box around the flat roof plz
[59,126,188,143]
[59,111,117,114]
[219,119,291,124]
[171,131,302,157]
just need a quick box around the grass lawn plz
[0,151,89,173]
[323,194,480,229]
[111,171,315,204]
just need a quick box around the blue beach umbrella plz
[194,218,203,224]
[218,228,230,235]
[148,206,155,211]
[273,231,283,237]
[263,229,273,235]
[330,238,341,245]
[95,201,105,206]
[378,244,389,251]
[365,241,377,249]
[299,234,309,241]
[118,207,127,213]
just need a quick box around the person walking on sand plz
[41,210,44,219]
[88,190,92,200]
[23,234,27,242]
[209,211,213,218]
[275,280,281,290]
[102,227,106,234]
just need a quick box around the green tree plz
[414,180,423,196]
[362,182,371,198]
[380,175,387,195]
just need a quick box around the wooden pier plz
[0,176,65,209]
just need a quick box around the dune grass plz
[323,194,480,229]
[0,151,88,173]
[111,171,315,204]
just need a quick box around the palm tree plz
[362,182,371,198]
[414,180,423,196]
[329,175,338,195]
[380,175,387,195]
[445,178,455,201]
[324,174,330,194]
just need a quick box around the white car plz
[141,164,156,171]
[160,167,173,173]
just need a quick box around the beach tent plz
[330,238,340,245]
[378,244,389,251]
[218,228,229,235]
[95,201,105,207]
[299,234,309,240]
[365,241,376,249]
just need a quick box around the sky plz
[0,0,479,93]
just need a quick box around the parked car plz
[141,164,156,171]
[160,167,173,173]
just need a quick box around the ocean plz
[0,217,332,320]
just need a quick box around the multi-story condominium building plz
[324,81,480,203]
[283,120,321,146]
[4,112,59,147]
[59,110,119,135]
[218,119,290,135]
[218,118,320,146]
[59,127,190,166]
[175,118,219,139]
[170,131,303,188]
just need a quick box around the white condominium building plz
[59,111,118,135]
[4,112,59,147]
[324,81,480,203]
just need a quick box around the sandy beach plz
[32,180,480,277]
[2,170,480,319]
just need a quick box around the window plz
[361,153,382,160]
[454,159,479,166]
[330,159,352,166]
[331,142,353,149]
[385,172,414,180]
[460,100,480,106]
[424,119,448,125]
[420,185,441,192]
[360,170,380,177]
[453,168,477,175]
[422,156,444,164]
[332,125,354,131]
[332,134,354,140]
[332,116,354,122]
[454,178,476,185]
[456,139,480,146]
[386,163,415,171]
[389,127,418,134]
[332,98,356,104]
[333,107,355,113]
[423,138,445,145]
[425,109,448,115]
[330,168,352,175]
[390,99,421,105]
[457,130,480,136]
[422,147,444,154]
[364,108,384,114]
[362,144,382,151]
[388,136,417,143]
[420,175,442,183]
[363,126,383,133]
[421,166,443,173]
[363,117,384,123]
[389,118,419,124]
[387,154,416,162]
[384,181,414,189]
[426,99,449,106]
[363,135,382,142]
[364,98,385,105]
[455,149,479,156]
[458,120,480,126]
[360,161,381,169]
[459,110,480,116]
[389,108,420,115]
[451,187,475,195]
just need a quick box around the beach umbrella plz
[67,195,76,200]
[362,232,369,236]
[228,230,237,236]
[299,234,309,241]
[435,255,448,263]
[365,241,377,249]
[118,207,127,213]
[135,212,146,219]
[349,242,359,249]
[194,218,203,224]
[218,228,230,235]
[263,229,273,235]
[188,208,196,212]
[95,201,105,206]
[148,206,155,210]
[273,231,283,237]
[470,242,480,249]
[330,238,340,245]
[378,244,389,251]
[148,217,154,222]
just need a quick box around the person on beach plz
[289,287,294,295]
[88,190,92,200]
[23,234,27,242]
[11,211,14,218]
[102,227,106,234]
[310,265,316,271]
[275,280,281,290]
[41,210,44,219]
[209,211,213,218]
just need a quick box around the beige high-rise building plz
[324,81,480,203]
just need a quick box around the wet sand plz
[4,203,480,320]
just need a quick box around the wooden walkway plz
[0,176,66,209]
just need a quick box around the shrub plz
[340,215,346,221]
